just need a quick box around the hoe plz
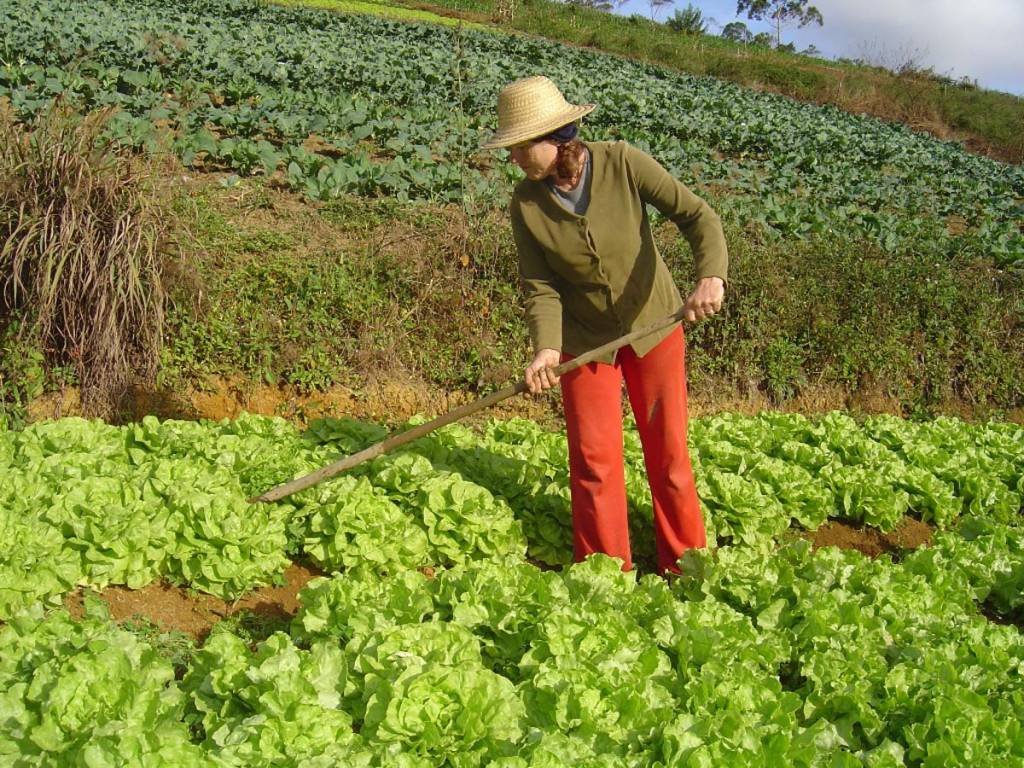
[251,307,688,503]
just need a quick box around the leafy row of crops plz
[2,544,1021,766]
[1,0,1021,267]
[3,412,1022,618]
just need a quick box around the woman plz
[482,75,727,574]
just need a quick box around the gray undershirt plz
[546,148,591,216]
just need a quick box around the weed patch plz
[0,103,175,419]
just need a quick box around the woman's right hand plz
[525,348,561,394]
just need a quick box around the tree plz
[720,20,752,43]
[666,4,707,35]
[647,0,674,22]
[735,0,823,48]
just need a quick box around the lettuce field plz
[2,412,1023,765]
[1,0,1022,267]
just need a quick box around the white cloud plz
[790,0,1024,94]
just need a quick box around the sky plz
[613,0,1024,96]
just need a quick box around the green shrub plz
[666,5,706,35]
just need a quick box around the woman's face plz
[508,139,558,181]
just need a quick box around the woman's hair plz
[554,138,585,182]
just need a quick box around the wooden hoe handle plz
[250,307,687,503]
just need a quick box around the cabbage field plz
[2,412,1023,765]
[2,0,1022,267]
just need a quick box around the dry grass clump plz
[0,101,174,418]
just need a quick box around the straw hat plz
[480,76,595,150]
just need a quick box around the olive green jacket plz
[511,140,728,362]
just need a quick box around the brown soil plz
[980,602,1024,632]
[804,515,934,559]
[28,373,566,430]
[64,561,324,642]
[28,373,1024,437]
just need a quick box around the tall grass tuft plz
[0,102,172,419]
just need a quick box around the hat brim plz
[480,104,596,150]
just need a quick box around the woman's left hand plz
[682,276,725,323]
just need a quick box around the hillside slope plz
[398,0,1024,164]
[5,0,1020,263]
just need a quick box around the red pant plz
[560,326,706,573]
